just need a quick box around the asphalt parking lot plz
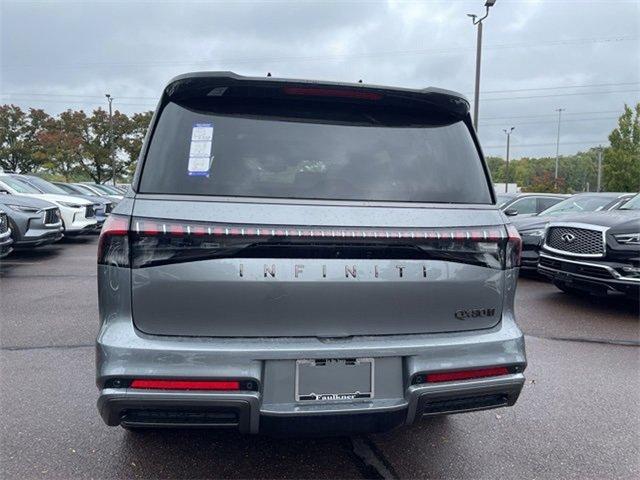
[1,237,638,479]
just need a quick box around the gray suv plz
[96,72,526,434]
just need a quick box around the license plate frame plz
[295,358,375,402]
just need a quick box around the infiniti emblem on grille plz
[561,233,576,243]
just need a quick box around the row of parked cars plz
[0,171,126,257]
[1,171,637,299]
[497,191,640,299]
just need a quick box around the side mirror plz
[0,188,9,195]
[504,208,518,216]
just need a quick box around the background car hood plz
[32,193,92,206]
[63,194,110,206]
[0,193,58,210]
[548,210,640,230]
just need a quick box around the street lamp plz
[105,94,115,186]
[503,127,514,193]
[554,107,565,189]
[467,0,498,131]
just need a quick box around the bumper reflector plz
[424,367,509,383]
[130,379,241,391]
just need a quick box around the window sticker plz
[188,123,214,177]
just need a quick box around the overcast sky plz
[1,0,639,159]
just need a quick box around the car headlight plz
[520,229,544,237]
[614,233,640,245]
[57,201,84,209]
[5,204,40,214]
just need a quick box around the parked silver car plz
[96,72,527,434]
[0,194,63,248]
[0,209,13,258]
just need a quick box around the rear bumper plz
[96,313,527,434]
[98,373,524,435]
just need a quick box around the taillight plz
[124,216,520,270]
[505,224,522,268]
[97,214,130,267]
[414,367,510,384]
[130,379,241,391]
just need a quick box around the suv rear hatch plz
[104,73,519,337]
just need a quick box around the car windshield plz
[55,183,79,194]
[0,176,42,194]
[73,184,97,195]
[98,184,122,194]
[139,103,492,204]
[22,176,68,195]
[495,194,514,207]
[539,195,617,216]
[87,184,113,194]
[619,194,640,210]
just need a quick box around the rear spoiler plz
[160,71,470,120]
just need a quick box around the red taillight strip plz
[424,367,510,383]
[131,218,507,243]
[130,379,241,391]
[282,86,383,101]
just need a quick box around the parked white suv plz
[0,174,97,235]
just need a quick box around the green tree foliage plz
[121,111,154,178]
[0,105,51,173]
[0,105,153,182]
[80,108,131,183]
[484,103,639,193]
[603,103,640,191]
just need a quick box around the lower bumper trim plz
[259,409,407,436]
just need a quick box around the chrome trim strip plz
[538,252,640,284]
[543,222,609,258]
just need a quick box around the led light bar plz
[130,217,506,242]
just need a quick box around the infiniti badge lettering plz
[238,263,429,279]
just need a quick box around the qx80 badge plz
[454,308,496,320]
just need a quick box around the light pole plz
[468,0,497,131]
[105,94,115,186]
[503,127,514,193]
[554,107,564,188]
[596,146,603,192]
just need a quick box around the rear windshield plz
[138,102,492,204]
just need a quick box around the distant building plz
[493,183,520,193]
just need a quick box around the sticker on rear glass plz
[188,122,214,177]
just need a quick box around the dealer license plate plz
[295,358,374,402]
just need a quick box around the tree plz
[0,105,50,172]
[121,111,153,178]
[486,156,505,182]
[527,171,566,193]
[76,108,130,183]
[36,111,85,181]
[603,103,640,192]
